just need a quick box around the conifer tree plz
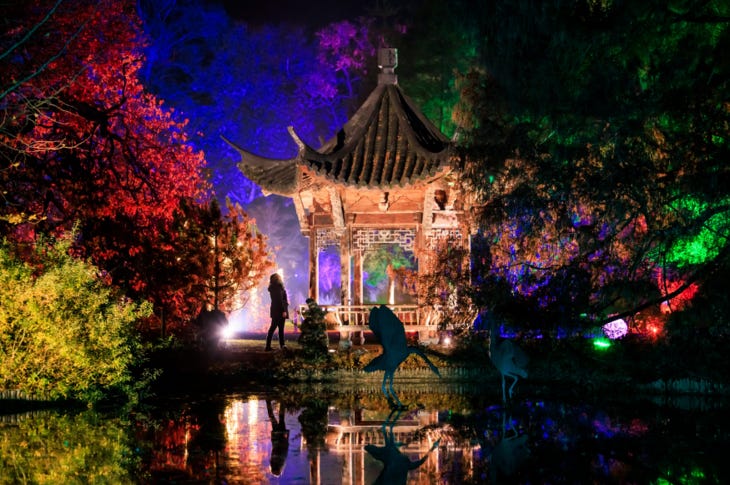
[297,298,330,362]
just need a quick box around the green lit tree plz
[398,0,483,137]
[457,0,730,335]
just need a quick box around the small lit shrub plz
[297,298,330,363]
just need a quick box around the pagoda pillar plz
[309,233,318,300]
[353,250,363,306]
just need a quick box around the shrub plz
[0,235,152,403]
[297,298,330,363]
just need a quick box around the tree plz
[136,2,386,207]
[297,298,330,363]
[398,0,483,137]
[1,0,206,236]
[417,235,475,335]
[309,18,380,126]
[458,0,730,335]
[1,0,214,332]
[175,198,275,313]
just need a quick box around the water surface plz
[1,385,728,484]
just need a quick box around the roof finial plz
[377,48,398,85]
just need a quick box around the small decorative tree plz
[297,299,330,362]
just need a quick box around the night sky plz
[216,0,375,27]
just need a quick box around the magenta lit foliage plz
[316,19,376,75]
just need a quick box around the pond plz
[1,383,729,484]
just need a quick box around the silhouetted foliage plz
[456,0,730,335]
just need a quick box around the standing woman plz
[266,273,289,351]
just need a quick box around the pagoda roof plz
[220,140,300,196]
[225,51,452,196]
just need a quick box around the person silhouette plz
[265,273,289,351]
[266,399,290,477]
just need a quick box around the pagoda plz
[225,49,475,341]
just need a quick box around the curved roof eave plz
[221,135,300,196]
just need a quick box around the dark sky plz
[218,0,373,28]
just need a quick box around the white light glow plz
[602,318,628,339]
[221,324,235,340]
[247,396,258,425]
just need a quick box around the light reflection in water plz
[248,395,258,425]
[222,397,291,483]
[216,397,464,484]
[2,391,728,483]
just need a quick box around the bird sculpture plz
[364,305,441,408]
[365,408,440,485]
[488,318,529,402]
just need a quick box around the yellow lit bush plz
[0,235,152,403]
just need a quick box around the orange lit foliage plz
[172,199,275,314]
[417,235,474,333]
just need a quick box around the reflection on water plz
[362,407,440,484]
[2,387,729,484]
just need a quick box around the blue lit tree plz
[137,1,384,315]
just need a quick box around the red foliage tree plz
[1,0,206,238]
[1,0,213,331]
[157,198,275,335]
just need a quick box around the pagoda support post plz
[309,233,318,301]
[422,185,436,233]
[353,250,363,306]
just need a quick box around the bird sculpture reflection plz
[488,319,529,401]
[365,305,440,408]
[365,408,440,485]
[490,411,530,482]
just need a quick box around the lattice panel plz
[353,228,416,252]
[316,228,342,251]
[425,228,463,249]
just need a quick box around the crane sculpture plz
[488,319,529,402]
[365,305,441,408]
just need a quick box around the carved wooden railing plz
[298,304,443,333]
